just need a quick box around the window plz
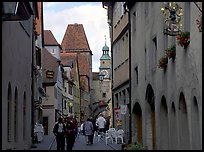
[7,83,12,142]
[102,92,106,98]
[23,92,26,140]
[152,36,157,70]
[36,47,41,67]
[14,87,18,142]
[135,66,138,84]
[69,84,72,95]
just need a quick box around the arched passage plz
[133,102,143,144]
[159,96,169,149]
[14,87,18,142]
[23,92,26,141]
[145,84,156,150]
[178,92,190,149]
[191,96,201,149]
[7,82,12,142]
[169,102,178,149]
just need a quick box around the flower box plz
[158,57,168,69]
[176,32,190,48]
[165,45,176,60]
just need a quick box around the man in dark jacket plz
[53,117,66,150]
[65,115,78,150]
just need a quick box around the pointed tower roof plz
[44,30,61,47]
[61,23,90,51]
[100,36,111,60]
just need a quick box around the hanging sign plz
[120,104,127,114]
[114,107,120,119]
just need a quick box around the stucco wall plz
[2,20,33,149]
[130,2,202,150]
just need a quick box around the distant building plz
[90,38,112,121]
[61,23,93,122]
[42,47,59,135]
[44,30,62,60]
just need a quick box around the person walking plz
[83,118,94,145]
[53,117,66,150]
[90,117,97,144]
[96,113,106,135]
[65,115,77,150]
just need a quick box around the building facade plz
[128,2,202,150]
[2,2,39,150]
[104,1,202,150]
[91,40,112,120]
[103,2,131,143]
[61,23,93,122]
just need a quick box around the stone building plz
[90,39,112,119]
[103,2,131,143]
[127,2,202,150]
[42,30,62,135]
[104,1,202,150]
[42,47,59,135]
[2,2,42,150]
[61,23,93,122]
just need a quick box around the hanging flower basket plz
[165,45,176,60]
[158,57,168,69]
[176,32,190,48]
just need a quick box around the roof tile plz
[61,24,90,51]
[44,30,60,46]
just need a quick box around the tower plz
[99,36,111,80]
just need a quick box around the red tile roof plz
[61,24,91,51]
[61,52,91,76]
[44,30,60,46]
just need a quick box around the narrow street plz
[30,133,122,150]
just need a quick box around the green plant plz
[176,31,190,48]
[123,142,147,150]
[158,57,168,69]
[165,45,176,59]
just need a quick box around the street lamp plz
[161,2,183,36]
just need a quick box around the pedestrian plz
[65,115,77,150]
[80,121,84,135]
[105,116,111,132]
[53,117,66,150]
[96,113,106,135]
[90,117,97,144]
[83,118,94,145]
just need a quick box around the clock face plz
[101,70,108,78]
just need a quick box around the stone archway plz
[159,96,169,149]
[178,92,190,150]
[191,96,201,149]
[133,102,143,144]
[145,84,156,150]
[169,102,178,149]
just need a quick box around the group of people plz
[53,113,111,150]
[53,115,78,150]
[80,113,110,145]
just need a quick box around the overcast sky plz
[43,2,111,72]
